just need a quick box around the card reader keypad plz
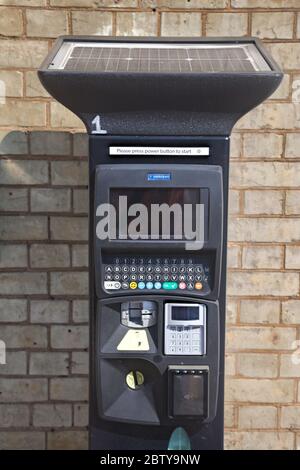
[102,256,210,294]
[168,327,202,354]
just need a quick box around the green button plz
[163,282,178,290]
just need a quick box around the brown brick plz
[243,133,283,159]
[206,13,248,36]
[280,354,300,378]
[0,7,23,36]
[31,131,71,156]
[51,325,89,349]
[0,299,27,322]
[0,431,45,450]
[30,243,70,268]
[50,102,84,129]
[240,300,280,324]
[238,406,277,429]
[237,103,298,130]
[116,12,157,36]
[51,161,88,186]
[0,188,28,212]
[0,404,30,428]
[232,0,300,7]
[252,12,294,39]
[29,352,69,376]
[244,190,283,215]
[227,327,296,351]
[225,378,294,403]
[228,190,240,215]
[72,244,88,268]
[0,244,27,268]
[286,191,300,215]
[226,299,238,324]
[0,325,47,349]
[0,0,46,4]
[281,406,300,429]
[0,100,46,127]
[161,13,201,36]
[30,300,69,324]
[33,404,72,427]
[47,430,88,450]
[0,215,47,240]
[230,133,242,159]
[225,431,294,450]
[73,300,88,323]
[71,351,89,375]
[224,404,235,428]
[0,160,48,185]
[50,377,88,401]
[268,43,300,71]
[50,272,88,296]
[74,403,88,427]
[230,162,300,188]
[0,351,27,375]
[228,218,300,243]
[0,272,47,295]
[31,188,71,213]
[237,353,278,378]
[0,39,48,68]
[50,217,88,241]
[25,70,49,97]
[228,272,299,296]
[285,133,300,158]
[282,300,300,324]
[271,74,290,100]
[50,0,136,5]
[73,189,88,214]
[0,71,23,97]
[286,246,300,269]
[72,11,112,35]
[26,9,68,38]
[0,378,48,402]
[242,246,282,269]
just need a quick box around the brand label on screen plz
[147,173,171,181]
[109,146,209,156]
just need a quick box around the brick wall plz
[0,0,300,450]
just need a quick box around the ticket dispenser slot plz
[164,303,206,356]
[168,366,209,419]
[121,301,157,328]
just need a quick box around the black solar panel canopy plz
[39,36,282,135]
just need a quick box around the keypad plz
[166,326,202,355]
[103,256,210,293]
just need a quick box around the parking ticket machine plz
[38,36,282,450]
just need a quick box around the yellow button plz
[195,282,203,290]
[130,281,137,289]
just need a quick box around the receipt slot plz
[39,36,282,450]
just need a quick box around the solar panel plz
[49,42,271,74]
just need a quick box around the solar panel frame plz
[48,40,271,74]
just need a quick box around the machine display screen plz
[110,188,203,240]
[171,306,199,321]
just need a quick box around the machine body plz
[38,36,282,450]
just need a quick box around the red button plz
[179,282,186,290]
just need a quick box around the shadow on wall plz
[0,130,89,450]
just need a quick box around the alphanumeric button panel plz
[102,256,210,294]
